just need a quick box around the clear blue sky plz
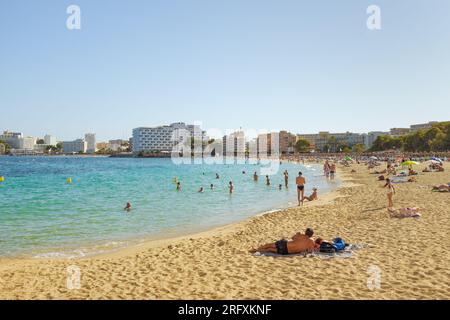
[1,0,449,141]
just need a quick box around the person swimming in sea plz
[210,184,214,189]
[198,187,204,193]
[124,202,132,212]
[216,173,220,179]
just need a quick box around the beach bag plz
[333,238,346,251]
[319,241,336,253]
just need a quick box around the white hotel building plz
[62,139,87,154]
[132,122,204,153]
[85,133,97,154]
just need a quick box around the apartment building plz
[85,133,97,154]
[63,139,87,153]
[132,122,203,153]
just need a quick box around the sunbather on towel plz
[432,184,450,192]
[249,228,318,255]
[388,207,421,218]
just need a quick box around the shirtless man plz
[296,172,306,205]
[249,228,318,255]
[253,171,258,182]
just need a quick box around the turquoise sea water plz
[0,156,339,258]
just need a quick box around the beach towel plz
[253,244,366,259]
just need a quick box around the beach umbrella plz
[401,160,419,166]
[425,159,441,165]
[431,157,443,163]
[369,156,378,160]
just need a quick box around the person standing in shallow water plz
[176,181,181,191]
[296,172,306,206]
[283,170,289,188]
[330,163,336,180]
[265,175,271,186]
[253,171,258,182]
[228,181,234,194]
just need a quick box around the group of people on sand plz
[423,163,445,172]
[249,228,331,255]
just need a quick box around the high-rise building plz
[223,130,246,157]
[279,131,297,154]
[132,122,203,153]
[85,133,97,154]
[0,131,23,149]
[63,139,87,154]
[44,134,57,146]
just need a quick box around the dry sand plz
[0,163,449,299]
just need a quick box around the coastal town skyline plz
[1,119,446,155]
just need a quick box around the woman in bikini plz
[383,178,395,208]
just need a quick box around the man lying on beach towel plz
[249,228,317,255]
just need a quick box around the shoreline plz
[1,164,344,261]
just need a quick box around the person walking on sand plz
[296,172,306,205]
[383,178,395,208]
[283,170,289,188]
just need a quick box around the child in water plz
[124,202,132,212]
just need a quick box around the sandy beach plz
[0,162,449,300]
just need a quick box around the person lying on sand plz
[388,207,421,218]
[303,188,318,202]
[408,168,418,176]
[432,184,450,192]
[249,228,318,255]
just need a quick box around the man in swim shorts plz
[249,228,317,255]
[296,172,306,205]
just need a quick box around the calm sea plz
[0,156,339,258]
